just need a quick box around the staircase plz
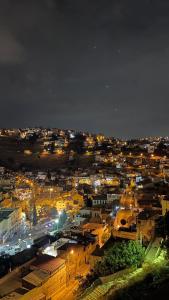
[82,281,113,300]
[144,237,162,263]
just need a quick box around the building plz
[161,196,169,216]
[89,237,115,268]
[57,236,96,282]
[137,210,157,242]
[92,195,107,206]
[1,254,66,300]
[82,222,110,247]
[0,208,22,243]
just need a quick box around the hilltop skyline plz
[1,0,169,138]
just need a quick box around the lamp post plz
[54,211,62,232]
[49,188,53,199]
[55,218,59,231]
[66,249,74,286]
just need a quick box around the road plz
[54,264,90,300]
[0,218,58,256]
[0,215,75,256]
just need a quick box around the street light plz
[66,249,74,286]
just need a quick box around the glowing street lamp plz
[66,249,74,286]
[55,218,59,231]
[49,188,53,198]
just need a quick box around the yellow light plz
[70,249,74,255]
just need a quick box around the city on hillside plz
[0,128,169,299]
[2,1,169,299]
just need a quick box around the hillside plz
[0,136,93,171]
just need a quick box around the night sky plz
[1,0,169,138]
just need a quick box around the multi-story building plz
[1,254,66,300]
[0,207,22,243]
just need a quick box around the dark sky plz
[1,0,169,138]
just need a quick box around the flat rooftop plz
[1,290,45,300]
[82,223,103,230]
[23,269,49,287]
[0,208,15,221]
[1,291,23,300]
[31,254,65,274]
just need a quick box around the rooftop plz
[1,290,45,300]
[92,194,107,200]
[1,291,23,300]
[0,208,15,222]
[138,209,158,220]
[22,269,49,287]
[82,223,104,230]
[31,254,65,274]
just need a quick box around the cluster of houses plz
[0,130,169,298]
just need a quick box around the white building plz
[0,208,22,243]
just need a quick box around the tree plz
[50,142,55,154]
[59,210,67,228]
[86,197,92,207]
[50,207,58,219]
[68,133,85,154]
[51,134,58,141]
[94,240,145,277]
[155,142,167,156]
[32,204,38,226]
[29,133,38,144]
